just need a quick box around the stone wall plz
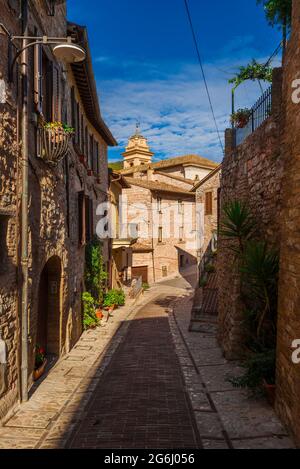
[0,0,111,422]
[218,68,284,359]
[275,0,300,446]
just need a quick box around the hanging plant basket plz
[38,122,74,166]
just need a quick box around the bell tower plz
[122,124,154,169]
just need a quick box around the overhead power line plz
[183,0,224,156]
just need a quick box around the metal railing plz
[236,85,272,147]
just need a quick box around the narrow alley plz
[0,269,293,449]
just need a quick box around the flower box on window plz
[37,121,74,166]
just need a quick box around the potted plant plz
[34,345,47,381]
[39,121,74,165]
[95,307,104,320]
[230,108,252,129]
[82,292,99,330]
[103,289,125,311]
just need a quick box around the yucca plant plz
[240,241,279,344]
[220,200,257,255]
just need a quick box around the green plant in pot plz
[85,237,108,307]
[35,345,46,370]
[82,292,99,330]
[220,200,279,403]
[103,289,125,310]
[230,108,252,129]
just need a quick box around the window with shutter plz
[34,44,43,113]
[78,191,86,246]
[85,126,88,158]
[89,135,93,170]
[158,226,163,243]
[95,142,100,175]
[205,192,213,216]
[85,196,93,242]
[52,65,61,122]
[76,102,80,146]
[71,87,77,142]
[64,156,70,238]
[81,114,84,153]
[41,52,52,121]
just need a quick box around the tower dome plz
[122,125,154,169]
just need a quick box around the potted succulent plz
[230,108,251,129]
[34,345,47,381]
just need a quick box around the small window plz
[205,192,213,216]
[178,200,183,214]
[89,135,94,170]
[158,226,163,243]
[157,197,162,213]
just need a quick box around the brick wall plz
[218,68,284,359]
[275,0,300,446]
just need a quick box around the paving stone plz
[5,410,58,429]
[194,412,224,438]
[232,436,295,449]
[199,363,244,392]
[202,439,230,449]
[194,348,227,367]
[211,390,288,439]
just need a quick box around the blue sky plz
[67,0,282,163]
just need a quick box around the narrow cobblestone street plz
[0,269,295,449]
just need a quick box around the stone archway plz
[36,256,62,357]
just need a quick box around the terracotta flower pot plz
[96,309,104,320]
[263,379,276,407]
[34,359,47,382]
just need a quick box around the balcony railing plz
[235,85,272,147]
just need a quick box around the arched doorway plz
[36,256,62,357]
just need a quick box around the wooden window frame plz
[205,192,213,216]
[158,226,163,244]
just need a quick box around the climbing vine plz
[229,60,273,90]
[84,236,108,306]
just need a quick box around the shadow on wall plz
[176,246,197,285]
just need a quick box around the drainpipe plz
[20,0,29,403]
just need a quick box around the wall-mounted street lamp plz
[0,13,86,404]
[0,25,86,81]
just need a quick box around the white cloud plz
[97,54,275,163]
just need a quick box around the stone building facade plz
[119,131,219,284]
[193,166,221,269]
[0,0,116,422]
[108,171,134,289]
